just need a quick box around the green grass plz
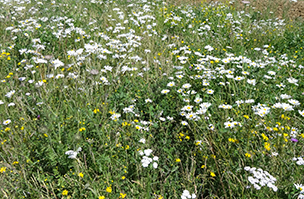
[0,0,304,198]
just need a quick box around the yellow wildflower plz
[62,190,68,196]
[0,167,6,173]
[106,186,112,193]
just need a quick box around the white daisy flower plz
[182,83,191,89]
[181,121,188,126]
[206,89,214,94]
[161,89,170,94]
[3,119,11,125]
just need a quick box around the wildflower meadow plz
[0,0,304,198]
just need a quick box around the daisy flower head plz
[234,76,245,81]
[180,112,186,116]
[287,77,298,85]
[222,58,230,64]
[159,117,166,121]
[176,74,184,79]
[247,79,256,85]
[161,89,170,94]
[268,71,276,75]
[3,119,11,125]
[167,81,175,87]
[281,103,294,111]
[276,83,285,88]
[218,104,232,109]
[280,94,291,99]
[110,113,121,120]
[186,112,197,120]
[288,99,300,106]
[294,184,304,194]
[202,80,209,86]
[139,138,146,144]
[181,121,188,126]
[206,89,214,94]
[299,110,304,117]
[145,98,152,103]
[242,71,250,75]
[194,98,202,103]
[177,88,183,93]
[209,124,215,130]
[204,45,214,51]
[5,90,15,98]
[8,103,15,107]
[182,83,191,89]
[181,105,193,111]
[219,82,225,86]
[224,121,234,128]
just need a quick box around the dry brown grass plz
[165,0,304,21]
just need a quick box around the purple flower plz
[291,138,298,142]
[37,115,40,120]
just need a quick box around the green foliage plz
[0,0,304,198]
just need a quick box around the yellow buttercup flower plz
[62,190,68,196]
[245,153,251,158]
[106,186,112,193]
[0,167,6,173]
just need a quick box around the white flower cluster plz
[235,99,255,107]
[138,149,158,168]
[179,102,212,122]
[181,190,196,199]
[218,104,232,109]
[244,166,278,191]
[292,157,304,165]
[224,121,242,128]
[65,147,82,159]
[272,102,294,111]
[252,104,271,117]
